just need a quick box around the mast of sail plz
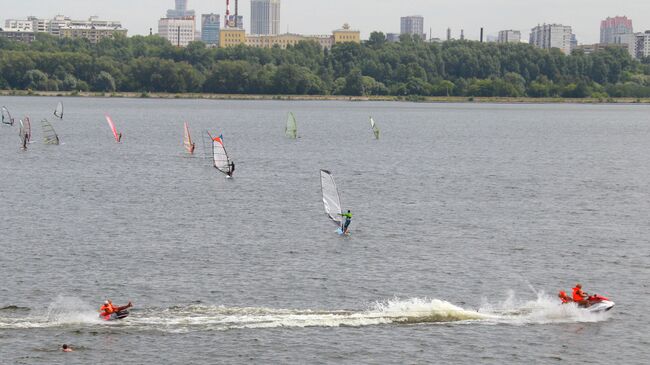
[211,134,232,175]
[42,119,60,145]
[54,102,64,119]
[320,169,343,227]
[370,117,380,139]
[184,122,194,154]
[105,115,120,142]
[285,112,297,139]
[2,106,14,126]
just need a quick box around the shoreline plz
[1,90,650,104]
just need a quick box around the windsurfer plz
[190,142,195,154]
[22,134,28,149]
[339,210,352,234]
[117,133,122,142]
[228,161,235,177]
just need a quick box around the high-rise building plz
[167,0,195,18]
[201,14,220,46]
[529,24,573,55]
[401,16,425,40]
[446,28,451,41]
[497,30,521,43]
[158,17,196,47]
[251,0,280,35]
[636,31,650,58]
[600,16,636,57]
[601,16,633,43]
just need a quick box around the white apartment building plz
[497,30,521,43]
[4,19,34,31]
[158,17,196,47]
[530,24,573,55]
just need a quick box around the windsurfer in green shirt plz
[339,210,352,234]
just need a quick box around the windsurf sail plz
[105,115,121,142]
[42,119,60,145]
[183,122,195,154]
[2,106,14,126]
[285,112,297,139]
[18,120,27,148]
[54,102,64,119]
[320,169,343,228]
[23,117,31,143]
[207,131,233,175]
[370,117,380,139]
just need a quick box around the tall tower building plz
[400,15,425,40]
[167,0,195,18]
[250,0,280,35]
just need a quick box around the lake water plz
[0,97,649,364]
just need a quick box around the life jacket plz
[559,291,570,303]
[100,304,115,315]
[572,287,584,301]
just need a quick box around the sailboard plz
[207,131,233,176]
[42,119,60,145]
[320,169,344,233]
[2,106,14,126]
[105,115,121,142]
[183,122,195,154]
[54,102,64,119]
[370,117,380,139]
[285,112,297,139]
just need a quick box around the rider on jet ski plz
[572,284,589,307]
[99,299,132,319]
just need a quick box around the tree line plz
[1,32,650,98]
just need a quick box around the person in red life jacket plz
[99,299,132,319]
[558,291,572,304]
[572,284,589,307]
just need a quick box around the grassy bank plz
[2,90,650,104]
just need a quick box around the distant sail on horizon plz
[54,102,64,119]
[285,112,297,139]
[42,119,60,145]
[320,169,343,229]
[105,115,121,142]
[2,106,14,126]
[370,117,380,139]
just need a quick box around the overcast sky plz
[3,0,650,44]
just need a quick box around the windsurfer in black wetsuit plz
[228,161,235,177]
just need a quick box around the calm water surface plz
[0,97,649,364]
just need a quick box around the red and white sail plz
[105,115,120,142]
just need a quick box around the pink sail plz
[105,115,121,142]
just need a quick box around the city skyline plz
[3,0,650,44]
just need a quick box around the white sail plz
[42,119,60,145]
[209,132,232,175]
[54,102,64,119]
[370,117,380,139]
[23,117,31,143]
[320,169,343,227]
[2,106,13,125]
[285,112,297,139]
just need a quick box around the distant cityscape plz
[1,0,650,59]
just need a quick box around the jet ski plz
[100,310,130,321]
[581,294,615,312]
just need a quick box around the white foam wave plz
[0,295,612,332]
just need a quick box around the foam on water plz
[0,295,611,332]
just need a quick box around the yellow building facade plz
[219,28,246,48]
[246,33,333,49]
[332,23,360,45]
